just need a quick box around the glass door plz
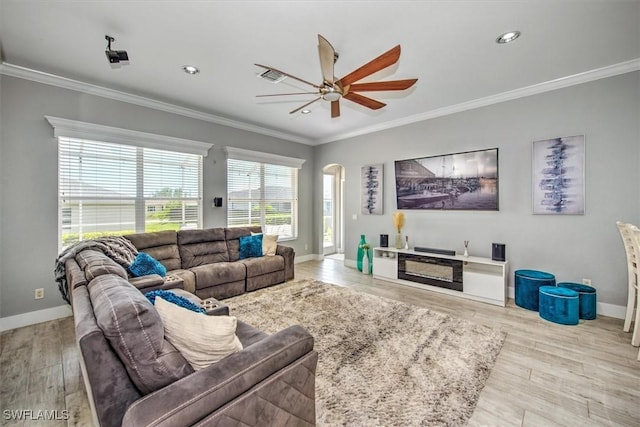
[323,173,336,254]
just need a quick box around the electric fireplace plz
[398,253,463,291]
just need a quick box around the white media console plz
[372,247,509,307]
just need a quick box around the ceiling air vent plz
[258,69,287,83]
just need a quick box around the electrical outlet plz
[582,278,591,285]
[34,288,44,299]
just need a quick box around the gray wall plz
[0,75,314,318]
[314,72,640,307]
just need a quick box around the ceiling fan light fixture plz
[496,30,521,44]
[301,109,311,114]
[182,65,200,75]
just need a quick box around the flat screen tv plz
[394,148,498,211]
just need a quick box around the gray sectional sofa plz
[61,227,317,427]
[123,226,295,299]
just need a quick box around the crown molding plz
[316,58,640,144]
[3,59,638,147]
[0,63,313,145]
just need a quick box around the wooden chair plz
[616,221,638,335]
[627,225,640,354]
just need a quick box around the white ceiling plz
[1,1,639,145]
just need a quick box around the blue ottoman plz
[557,282,597,320]
[539,286,579,325]
[515,269,556,311]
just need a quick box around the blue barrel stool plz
[515,269,556,311]
[557,282,597,320]
[539,286,579,325]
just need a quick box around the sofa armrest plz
[276,244,295,281]
[128,274,164,290]
[129,274,185,293]
[121,325,315,427]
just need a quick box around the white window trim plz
[45,116,214,156]
[225,146,305,169]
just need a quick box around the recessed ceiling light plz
[496,31,521,44]
[182,65,200,75]
[301,109,311,114]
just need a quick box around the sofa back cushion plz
[225,226,263,262]
[124,231,181,271]
[75,249,128,281]
[87,274,194,394]
[178,228,229,269]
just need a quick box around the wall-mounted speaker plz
[492,243,506,261]
[380,234,389,248]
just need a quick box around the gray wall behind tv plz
[0,75,314,318]
[314,71,639,309]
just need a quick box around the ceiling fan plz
[255,35,418,118]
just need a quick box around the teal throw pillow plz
[239,234,263,259]
[145,290,205,314]
[128,252,167,277]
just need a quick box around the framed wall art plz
[394,148,499,211]
[532,134,585,215]
[361,164,383,215]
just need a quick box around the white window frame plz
[225,147,305,241]
[47,116,213,248]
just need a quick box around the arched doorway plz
[322,164,345,256]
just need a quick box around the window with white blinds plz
[227,158,299,240]
[59,137,202,248]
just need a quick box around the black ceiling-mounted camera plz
[105,35,129,64]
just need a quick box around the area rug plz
[225,279,505,426]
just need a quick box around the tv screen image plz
[394,148,498,211]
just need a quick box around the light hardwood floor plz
[1,259,639,426]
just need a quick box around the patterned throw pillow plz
[239,234,263,259]
[128,252,167,277]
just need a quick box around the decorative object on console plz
[362,164,383,215]
[532,134,585,215]
[491,243,506,261]
[392,211,405,248]
[380,234,388,247]
[394,148,498,211]
[404,235,409,250]
[463,240,469,257]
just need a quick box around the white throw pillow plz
[154,296,243,370]
[262,234,279,256]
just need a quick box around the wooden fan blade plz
[331,100,340,118]
[318,35,335,85]
[343,92,386,110]
[256,92,319,97]
[338,45,401,86]
[348,79,417,92]
[289,97,321,114]
[255,64,320,88]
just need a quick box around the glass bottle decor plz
[357,235,366,272]
[362,251,370,275]
[395,234,404,249]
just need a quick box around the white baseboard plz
[295,254,323,263]
[0,305,72,332]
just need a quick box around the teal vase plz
[357,235,366,272]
